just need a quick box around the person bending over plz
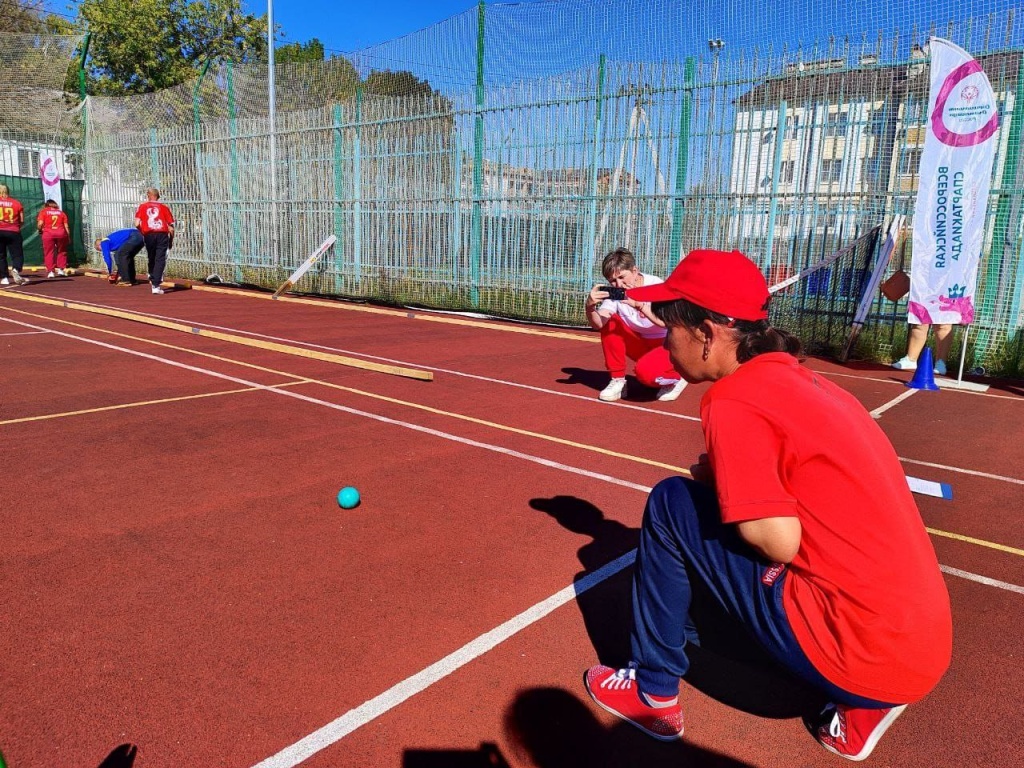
[583,249,952,762]
[585,247,686,403]
[95,227,145,286]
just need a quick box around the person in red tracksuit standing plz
[36,200,71,277]
[134,188,175,295]
[0,184,28,285]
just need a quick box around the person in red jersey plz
[36,199,71,277]
[0,184,28,285]
[583,249,952,762]
[134,188,176,295]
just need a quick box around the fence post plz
[353,85,363,282]
[669,57,695,265]
[990,54,1024,332]
[192,58,212,273]
[765,100,788,274]
[333,103,346,292]
[77,32,91,255]
[586,54,606,284]
[227,60,242,282]
[469,0,486,307]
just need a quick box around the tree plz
[275,38,325,65]
[363,69,436,98]
[76,0,267,95]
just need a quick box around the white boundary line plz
[5,314,1024,767]
[900,457,1024,486]
[251,549,637,768]
[870,388,918,418]
[0,330,47,336]
[940,565,1024,595]
[22,298,703,422]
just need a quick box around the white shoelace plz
[600,668,636,691]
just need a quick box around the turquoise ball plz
[337,486,361,509]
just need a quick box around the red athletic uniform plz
[134,202,174,234]
[0,197,23,232]
[704,352,953,703]
[37,207,70,272]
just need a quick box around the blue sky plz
[242,0,482,54]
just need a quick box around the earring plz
[702,341,710,361]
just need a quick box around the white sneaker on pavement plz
[599,378,628,402]
[891,356,917,371]
[151,285,165,295]
[656,379,688,402]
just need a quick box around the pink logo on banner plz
[931,60,999,147]
[40,156,60,190]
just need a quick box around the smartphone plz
[602,285,627,301]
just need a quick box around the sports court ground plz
[1,273,1022,767]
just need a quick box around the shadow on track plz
[532,495,826,719]
[505,687,760,768]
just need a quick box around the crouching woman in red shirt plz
[583,249,952,761]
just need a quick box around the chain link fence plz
[74,0,1024,373]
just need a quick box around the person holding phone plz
[585,247,686,402]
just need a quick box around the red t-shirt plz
[135,201,174,234]
[37,208,69,236]
[700,352,952,703]
[0,197,24,233]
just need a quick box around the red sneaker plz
[584,665,684,741]
[814,703,908,761]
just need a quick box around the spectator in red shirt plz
[583,249,952,762]
[134,188,176,295]
[0,184,28,285]
[36,199,71,277]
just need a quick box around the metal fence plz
[79,0,1024,373]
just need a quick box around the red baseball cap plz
[627,249,771,321]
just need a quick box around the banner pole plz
[955,323,970,386]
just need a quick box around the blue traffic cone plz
[905,347,940,390]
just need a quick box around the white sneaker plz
[891,356,917,371]
[151,285,165,295]
[656,379,688,402]
[1,277,9,285]
[56,268,66,276]
[934,359,947,376]
[11,269,27,285]
[599,378,628,402]
[47,271,55,278]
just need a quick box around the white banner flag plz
[909,38,999,326]
[39,152,63,210]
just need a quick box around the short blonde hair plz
[0,184,8,197]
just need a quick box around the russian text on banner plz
[909,37,999,327]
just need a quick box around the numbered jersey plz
[0,197,23,233]
[37,208,68,235]
[135,201,174,234]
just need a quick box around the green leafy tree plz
[275,38,324,65]
[363,69,435,98]
[77,0,267,95]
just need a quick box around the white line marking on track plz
[6,314,1023,765]
[0,330,47,336]
[900,457,1024,486]
[29,298,702,421]
[870,388,918,418]
[250,549,638,768]
[940,565,1024,595]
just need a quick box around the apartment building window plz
[785,114,800,139]
[779,160,795,184]
[17,148,40,177]
[904,98,926,124]
[898,148,922,177]
[824,110,848,137]
[820,159,843,184]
